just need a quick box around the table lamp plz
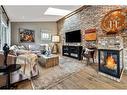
[52,35,60,54]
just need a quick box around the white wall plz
[11,22,58,46]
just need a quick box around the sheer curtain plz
[0,11,11,50]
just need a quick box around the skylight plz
[44,7,72,16]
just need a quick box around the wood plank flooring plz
[16,63,127,89]
[16,80,32,89]
[47,64,127,89]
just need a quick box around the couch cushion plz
[29,44,40,51]
[17,45,27,50]
[10,45,18,50]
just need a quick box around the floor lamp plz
[52,35,60,54]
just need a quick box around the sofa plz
[9,44,46,78]
[8,44,52,77]
[10,44,51,55]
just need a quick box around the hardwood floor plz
[16,63,127,89]
[47,64,127,89]
[16,80,32,89]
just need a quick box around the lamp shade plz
[52,35,60,42]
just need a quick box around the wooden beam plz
[57,5,90,23]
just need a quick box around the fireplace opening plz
[98,49,124,81]
[105,55,117,70]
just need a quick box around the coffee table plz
[38,54,59,68]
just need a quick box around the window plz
[0,8,10,50]
[0,21,9,50]
[41,32,51,41]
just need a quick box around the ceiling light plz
[44,7,72,16]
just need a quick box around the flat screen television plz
[65,30,81,43]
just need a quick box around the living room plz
[0,3,127,91]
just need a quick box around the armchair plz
[81,48,95,65]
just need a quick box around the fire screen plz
[98,49,124,79]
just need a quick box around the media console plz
[62,45,82,60]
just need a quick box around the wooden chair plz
[81,48,95,65]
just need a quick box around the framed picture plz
[19,28,35,43]
[84,28,97,41]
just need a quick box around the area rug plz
[31,56,86,89]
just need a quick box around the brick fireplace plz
[98,36,124,81]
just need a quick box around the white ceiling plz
[4,5,82,22]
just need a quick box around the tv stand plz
[62,45,82,60]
